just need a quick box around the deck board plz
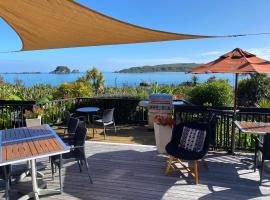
[1,141,270,199]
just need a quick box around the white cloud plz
[200,51,222,56]
[248,47,270,60]
[107,57,194,66]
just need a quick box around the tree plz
[86,67,105,95]
[191,75,198,85]
[207,76,217,83]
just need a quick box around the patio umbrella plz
[190,48,270,153]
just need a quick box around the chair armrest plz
[92,115,101,120]
[71,113,87,121]
[70,145,85,150]
[52,126,67,130]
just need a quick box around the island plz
[71,69,80,73]
[50,66,80,74]
[116,63,200,73]
[50,66,71,74]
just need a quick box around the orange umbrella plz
[191,48,270,110]
[191,48,270,153]
[191,48,270,74]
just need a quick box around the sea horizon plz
[0,72,238,87]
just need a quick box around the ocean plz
[0,72,237,87]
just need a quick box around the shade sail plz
[191,48,270,74]
[0,0,217,51]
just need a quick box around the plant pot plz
[25,116,41,127]
[154,123,172,154]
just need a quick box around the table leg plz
[30,159,39,200]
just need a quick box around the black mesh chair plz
[58,111,86,134]
[254,134,270,184]
[0,166,11,200]
[92,108,116,139]
[165,121,211,184]
[62,117,80,136]
[51,126,93,192]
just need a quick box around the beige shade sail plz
[0,0,217,51]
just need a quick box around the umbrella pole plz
[231,73,239,154]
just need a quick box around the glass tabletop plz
[76,107,100,113]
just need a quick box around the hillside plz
[116,63,200,73]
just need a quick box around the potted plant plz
[154,114,176,154]
[24,106,44,127]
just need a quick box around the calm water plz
[0,72,236,87]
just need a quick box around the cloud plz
[248,47,270,60]
[200,51,222,56]
[107,57,194,67]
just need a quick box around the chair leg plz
[92,124,95,138]
[4,167,9,200]
[202,159,208,169]
[193,161,199,184]
[77,161,82,172]
[59,155,63,193]
[51,161,55,180]
[254,150,257,172]
[164,156,174,175]
[114,122,116,133]
[260,159,264,185]
[84,158,93,184]
[103,125,106,139]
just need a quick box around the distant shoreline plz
[116,63,200,73]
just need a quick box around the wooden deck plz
[2,141,270,199]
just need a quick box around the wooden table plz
[0,124,70,200]
[234,121,270,135]
[234,121,270,171]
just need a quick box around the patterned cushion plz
[179,126,206,152]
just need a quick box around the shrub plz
[257,98,270,108]
[237,73,270,106]
[188,80,233,106]
[53,81,92,99]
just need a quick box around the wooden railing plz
[1,98,270,151]
[174,105,270,151]
[76,97,142,124]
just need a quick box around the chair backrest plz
[26,118,41,127]
[207,113,217,146]
[263,134,270,160]
[170,121,211,153]
[67,117,80,134]
[63,111,71,125]
[0,166,10,180]
[73,126,87,159]
[102,108,115,123]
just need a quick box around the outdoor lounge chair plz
[92,108,116,139]
[254,134,270,184]
[51,126,93,191]
[164,121,211,184]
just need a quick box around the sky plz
[0,0,270,72]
